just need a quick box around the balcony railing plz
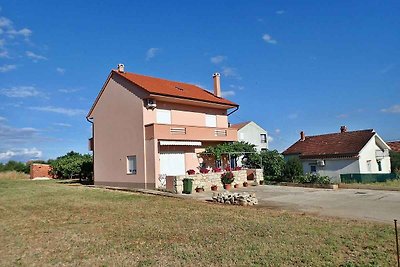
[145,123,237,142]
[375,149,389,159]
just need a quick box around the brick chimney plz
[300,131,305,141]
[213,72,221,97]
[340,126,347,133]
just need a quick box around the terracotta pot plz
[243,182,249,187]
[234,184,239,189]
[223,184,232,190]
[195,188,204,193]
[211,185,218,191]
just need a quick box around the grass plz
[0,177,397,266]
[0,171,29,180]
[340,178,400,191]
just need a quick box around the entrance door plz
[159,152,185,176]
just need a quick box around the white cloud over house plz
[0,147,42,161]
[381,104,400,113]
[26,51,47,61]
[146,47,160,61]
[210,55,226,64]
[262,34,277,44]
[0,86,40,97]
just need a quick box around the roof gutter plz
[227,106,239,116]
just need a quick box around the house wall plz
[143,101,228,128]
[301,159,360,183]
[237,122,268,152]
[358,136,391,173]
[90,74,154,188]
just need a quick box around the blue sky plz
[0,0,399,162]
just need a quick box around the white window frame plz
[156,109,171,124]
[260,134,267,143]
[205,114,217,127]
[127,155,137,175]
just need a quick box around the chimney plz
[117,63,125,73]
[340,126,347,133]
[213,72,221,97]
[300,131,305,141]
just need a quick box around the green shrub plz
[283,157,303,182]
[221,171,235,184]
[294,173,331,184]
[50,151,93,180]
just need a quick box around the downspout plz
[227,106,239,116]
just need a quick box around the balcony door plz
[159,152,185,176]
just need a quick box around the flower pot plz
[211,185,218,191]
[243,182,248,187]
[259,180,264,185]
[195,188,204,193]
[223,184,232,190]
[234,184,239,189]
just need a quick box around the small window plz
[156,109,171,124]
[377,160,382,172]
[260,134,267,143]
[310,165,317,173]
[127,156,137,174]
[205,114,217,127]
[367,160,372,172]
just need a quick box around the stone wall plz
[172,168,263,194]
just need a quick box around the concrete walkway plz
[188,185,400,224]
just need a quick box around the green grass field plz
[0,176,397,266]
[340,178,400,191]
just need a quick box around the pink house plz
[87,64,239,189]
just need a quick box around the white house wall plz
[237,122,268,152]
[358,135,391,173]
[302,159,360,183]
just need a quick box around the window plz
[367,160,372,172]
[310,165,317,173]
[127,156,137,174]
[261,148,267,152]
[156,109,171,124]
[260,134,267,143]
[205,114,217,127]
[377,160,382,172]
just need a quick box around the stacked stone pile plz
[212,192,258,206]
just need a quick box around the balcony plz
[145,123,237,142]
[375,149,389,159]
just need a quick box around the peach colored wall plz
[30,164,53,179]
[145,124,237,142]
[143,101,229,128]
[90,74,153,188]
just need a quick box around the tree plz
[0,161,29,173]
[202,141,256,160]
[50,151,93,180]
[283,157,303,182]
[390,151,400,174]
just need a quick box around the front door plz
[159,152,185,176]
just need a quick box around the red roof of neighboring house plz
[282,129,375,159]
[230,121,251,129]
[113,70,238,107]
[388,141,400,153]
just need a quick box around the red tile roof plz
[282,129,375,159]
[388,141,400,153]
[113,70,238,107]
[230,121,251,129]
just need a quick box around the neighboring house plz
[282,126,391,182]
[387,141,400,153]
[231,121,268,152]
[86,64,239,189]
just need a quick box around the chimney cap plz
[117,63,125,73]
[300,131,305,141]
[340,125,348,133]
[213,72,221,77]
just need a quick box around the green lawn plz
[0,177,397,266]
[340,178,400,191]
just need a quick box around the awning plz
[159,140,202,146]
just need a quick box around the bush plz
[212,167,222,172]
[221,171,235,184]
[199,168,209,174]
[294,173,331,184]
[283,157,303,182]
[50,151,93,180]
[187,169,195,175]
[0,161,29,174]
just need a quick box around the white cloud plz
[0,17,12,28]
[0,116,6,121]
[0,147,42,161]
[381,104,400,114]
[210,55,226,64]
[275,128,281,134]
[267,136,274,143]
[26,51,47,61]
[7,28,32,38]
[146,47,160,61]
[262,34,277,44]
[29,106,86,116]
[0,64,16,73]
[0,123,39,144]
[0,16,32,39]
[56,67,65,74]
[0,50,9,58]
[221,66,241,79]
[221,90,235,97]
[276,10,285,15]
[58,88,78,93]
[229,84,245,90]
[0,86,40,97]
[53,122,71,127]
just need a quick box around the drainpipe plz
[227,106,239,116]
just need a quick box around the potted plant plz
[195,186,204,193]
[211,185,218,191]
[233,166,242,171]
[259,180,264,185]
[187,169,195,175]
[221,171,235,190]
[243,181,249,187]
[200,168,209,174]
[234,183,239,189]
[213,167,222,173]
